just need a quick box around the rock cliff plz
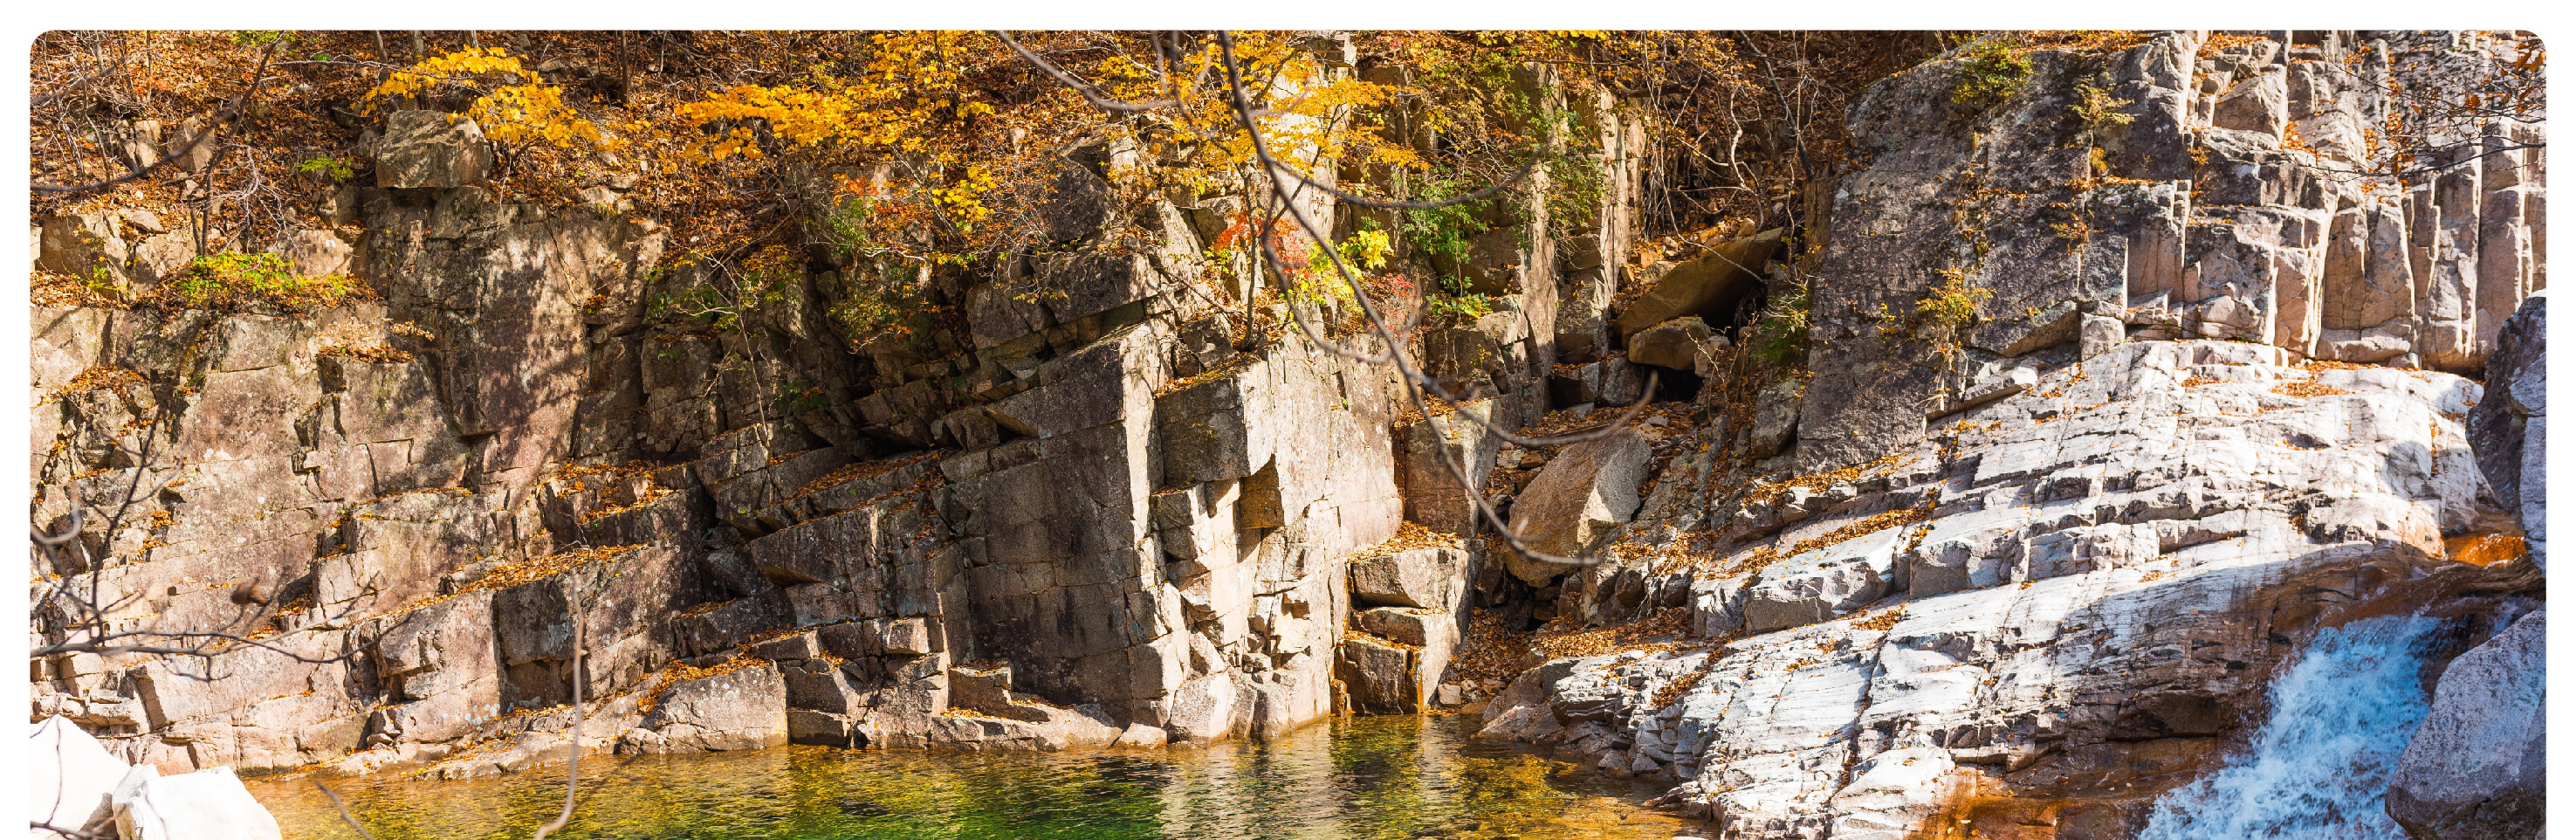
[26,28,2542,840]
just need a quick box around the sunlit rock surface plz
[26,30,2541,839]
[1484,340,2540,837]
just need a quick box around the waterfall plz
[2135,614,2440,839]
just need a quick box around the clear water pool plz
[251,715,1691,840]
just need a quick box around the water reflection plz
[252,716,1687,840]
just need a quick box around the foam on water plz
[2136,613,2439,839]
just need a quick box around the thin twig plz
[312,781,381,840]
[1203,31,1655,568]
[32,38,284,194]
[991,31,1185,113]
[530,571,587,840]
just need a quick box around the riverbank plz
[249,715,1704,840]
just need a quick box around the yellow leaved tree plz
[671,32,1414,260]
[361,47,610,153]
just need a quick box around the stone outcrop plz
[2386,287,2550,840]
[26,45,1538,775]
[372,111,494,189]
[1453,39,2546,836]
[1504,428,1651,581]
[2386,607,2545,840]
[1481,338,2541,837]
[1799,31,2546,474]
[2470,291,2547,565]
[24,30,2542,839]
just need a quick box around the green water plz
[251,716,1690,840]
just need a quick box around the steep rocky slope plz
[28,29,2542,839]
[1479,338,2537,837]
[1467,30,2546,839]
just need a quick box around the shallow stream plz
[251,715,1692,840]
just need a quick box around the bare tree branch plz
[529,570,588,840]
[991,31,1189,113]
[1195,31,1657,568]
[31,38,284,195]
[311,781,381,840]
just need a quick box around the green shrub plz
[817,194,876,260]
[1951,38,2032,107]
[2069,79,2136,135]
[1400,176,1494,274]
[294,155,356,182]
[774,378,831,417]
[1913,268,1991,353]
[161,251,367,311]
[1425,279,1494,321]
[655,246,803,333]
[826,262,931,348]
[1748,283,1812,366]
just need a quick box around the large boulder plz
[1615,229,1783,338]
[112,767,283,840]
[1394,398,1515,536]
[30,716,127,837]
[1745,379,1804,459]
[1504,429,1651,583]
[1626,316,1713,370]
[2386,608,2545,840]
[1347,605,1467,713]
[1349,546,1469,609]
[1547,357,1645,407]
[1336,635,1430,713]
[374,110,494,189]
[637,662,789,752]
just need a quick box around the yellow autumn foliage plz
[670,32,1418,245]
[676,33,1001,223]
[361,47,607,151]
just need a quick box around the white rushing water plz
[2135,614,2440,839]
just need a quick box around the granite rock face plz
[1800,31,2546,474]
[2386,608,2545,840]
[26,50,1528,776]
[1484,339,2541,837]
[26,31,2541,838]
[2470,291,2547,565]
[1395,398,1519,536]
